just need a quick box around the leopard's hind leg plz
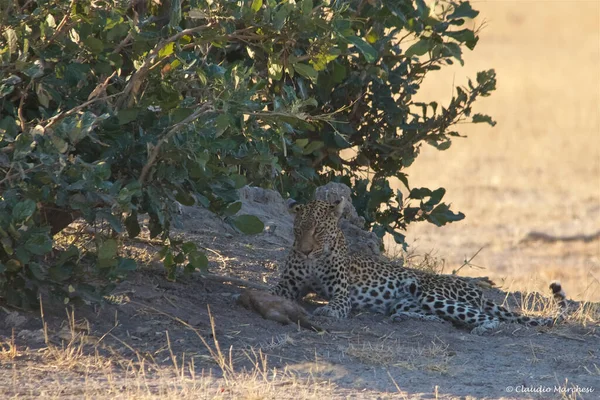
[417,294,501,334]
[389,292,445,323]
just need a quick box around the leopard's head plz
[288,197,346,259]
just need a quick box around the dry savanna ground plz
[1,2,599,400]
[397,1,600,303]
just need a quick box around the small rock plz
[5,311,28,328]
[135,326,151,335]
[187,315,205,326]
[17,329,46,343]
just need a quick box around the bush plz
[0,0,496,307]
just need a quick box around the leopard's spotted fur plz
[271,198,567,334]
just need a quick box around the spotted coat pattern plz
[271,199,566,334]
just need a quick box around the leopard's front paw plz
[313,305,346,319]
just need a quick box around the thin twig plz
[43,92,122,130]
[201,273,269,291]
[452,246,485,275]
[0,164,43,185]
[112,32,133,54]
[17,81,32,132]
[115,24,215,110]
[45,0,77,46]
[138,103,214,185]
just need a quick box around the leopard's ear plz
[287,199,302,214]
[332,197,346,219]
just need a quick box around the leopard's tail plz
[549,280,570,323]
[485,281,568,327]
[549,280,567,310]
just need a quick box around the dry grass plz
[1,305,340,400]
[0,331,18,361]
[345,336,453,374]
[386,2,600,302]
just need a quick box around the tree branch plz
[43,92,122,130]
[138,103,215,185]
[115,24,215,110]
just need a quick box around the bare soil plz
[1,197,598,399]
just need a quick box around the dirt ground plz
[1,191,599,400]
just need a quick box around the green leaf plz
[4,28,17,55]
[425,187,446,207]
[159,42,175,58]
[36,84,50,108]
[224,201,242,217]
[1,237,13,255]
[346,36,378,63]
[106,24,129,41]
[163,250,176,281]
[49,264,73,281]
[268,59,283,80]
[157,245,169,260]
[98,239,118,260]
[83,37,104,52]
[302,0,313,16]
[232,215,264,235]
[170,108,193,124]
[333,133,351,149]
[56,246,79,267]
[331,62,346,83]
[293,63,318,81]
[428,139,452,151]
[251,0,262,13]
[175,190,196,206]
[405,39,434,57]
[303,140,324,155]
[409,187,432,200]
[472,113,497,127]
[28,262,46,280]
[392,231,406,245]
[215,114,230,137]
[415,0,429,17]
[118,109,139,125]
[273,4,291,30]
[230,174,247,189]
[188,251,209,271]
[12,199,37,222]
[5,259,21,272]
[182,242,197,254]
[447,2,479,20]
[174,252,185,263]
[426,203,465,226]
[169,0,181,28]
[365,28,378,44]
[295,138,309,148]
[125,213,141,238]
[445,29,478,50]
[443,42,463,65]
[97,211,123,233]
[116,258,137,274]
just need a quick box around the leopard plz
[270,197,568,334]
